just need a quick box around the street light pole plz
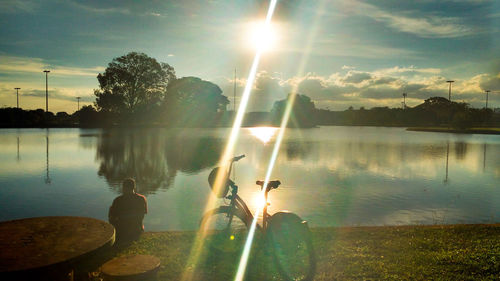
[485,90,490,109]
[402,93,407,109]
[76,97,81,111]
[233,68,236,112]
[43,70,50,112]
[14,88,20,108]
[446,80,454,101]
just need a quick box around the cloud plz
[342,65,356,70]
[342,71,372,84]
[68,0,131,15]
[231,66,498,110]
[218,71,291,111]
[68,0,171,16]
[479,72,500,91]
[0,55,104,77]
[295,41,418,59]
[21,88,94,102]
[0,82,95,112]
[377,66,442,76]
[0,82,95,102]
[353,0,475,38]
[0,0,39,13]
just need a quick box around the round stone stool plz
[101,255,160,281]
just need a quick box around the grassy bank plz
[115,224,500,280]
[407,127,500,135]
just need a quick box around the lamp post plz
[446,80,454,101]
[43,70,50,112]
[402,93,407,109]
[14,88,20,108]
[76,97,81,111]
[485,90,490,109]
[233,68,236,112]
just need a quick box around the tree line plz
[1,52,498,129]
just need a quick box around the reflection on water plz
[16,136,19,162]
[483,143,487,172]
[285,141,312,161]
[95,129,224,194]
[0,127,499,230]
[247,127,278,144]
[45,131,51,185]
[444,142,450,184]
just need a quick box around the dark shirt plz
[108,193,148,237]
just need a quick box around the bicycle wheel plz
[200,206,251,253]
[267,212,316,281]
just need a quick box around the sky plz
[1,0,500,113]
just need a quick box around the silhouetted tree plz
[164,77,229,127]
[94,52,176,116]
[94,91,124,113]
[271,94,317,127]
[77,105,100,126]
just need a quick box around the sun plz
[246,21,279,52]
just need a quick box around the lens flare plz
[233,1,279,281]
[181,1,280,281]
[234,1,326,280]
[252,193,268,209]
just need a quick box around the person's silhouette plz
[108,178,147,244]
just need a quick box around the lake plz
[0,126,498,231]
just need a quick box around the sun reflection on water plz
[247,127,279,144]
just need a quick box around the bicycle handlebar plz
[256,180,281,190]
[231,154,245,162]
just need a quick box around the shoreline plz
[2,125,500,133]
[407,127,500,135]
[117,223,500,280]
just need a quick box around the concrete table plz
[0,216,115,280]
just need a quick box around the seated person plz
[108,178,148,243]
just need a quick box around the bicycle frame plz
[204,155,316,281]
[225,182,272,232]
[220,155,273,232]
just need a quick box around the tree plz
[271,94,317,127]
[94,52,176,115]
[77,105,100,126]
[164,77,229,127]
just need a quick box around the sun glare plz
[246,21,279,52]
[252,193,268,209]
[248,127,279,144]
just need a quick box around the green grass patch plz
[116,224,500,280]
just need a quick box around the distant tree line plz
[314,97,498,129]
[1,52,498,129]
[252,94,499,129]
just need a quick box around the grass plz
[113,224,500,280]
[407,127,500,134]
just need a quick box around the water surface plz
[0,127,498,230]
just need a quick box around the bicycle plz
[200,155,316,281]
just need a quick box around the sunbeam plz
[234,1,326,280]
[181,1,279,280]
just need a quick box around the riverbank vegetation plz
[1,52,499,129]
[407,127,500,134]
[114,224,500,281]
